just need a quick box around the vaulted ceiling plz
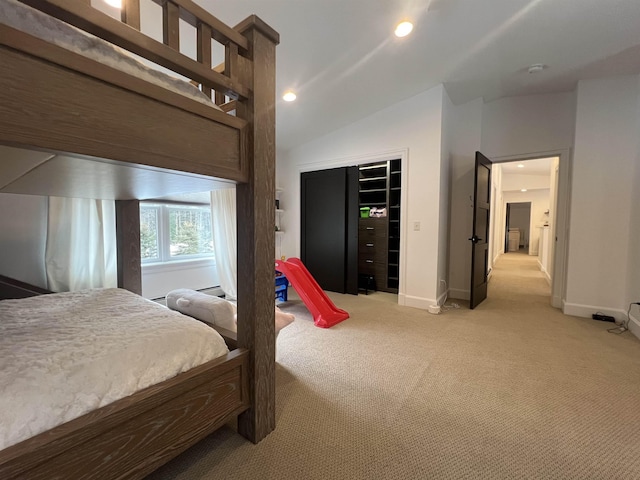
[196,0,640,152]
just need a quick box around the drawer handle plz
[366,259,373,263]
[366,227,374,230]
[366,243,374,247]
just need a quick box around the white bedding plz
[0,0,221,109]
[0,288,229,450]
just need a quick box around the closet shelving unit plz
[357,159,401,293]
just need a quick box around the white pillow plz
[165,289,236,331]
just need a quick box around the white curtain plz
[45,197,117,292]
[210,187,237,300]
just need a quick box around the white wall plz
[502,174,550,192]
[439,88,454,303]
[0,192,220,297]
[142,260,219,299]
[482,93,576,158]
[281,85,446,308]
[446,98,483,300]
[627,80,640,335]
[565,75,639,321]
[0,193,48,288]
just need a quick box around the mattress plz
[0,288,229,450]
[1,0,221,110]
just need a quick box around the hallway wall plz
[565,75,639,320]
[447,92,575,300]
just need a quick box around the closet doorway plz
[505,202,531,253]
[299,150,408,300]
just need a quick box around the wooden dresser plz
[358,217,388,292]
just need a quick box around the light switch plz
[413,222,420,231]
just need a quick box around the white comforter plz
[0,288,229,450]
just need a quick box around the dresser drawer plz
[359,219,387,239]
[358,237,386,253]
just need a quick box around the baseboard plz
[628,311,640,339]
[449,288,470,301]
[563,302,627,321]
[436,290,448,307]
[398,293,437,310]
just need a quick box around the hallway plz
[488,251,551,306]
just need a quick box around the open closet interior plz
[300,159,401,296]
[358,159,402,293]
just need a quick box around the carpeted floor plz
[148,253,640,479]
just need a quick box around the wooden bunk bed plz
[0,0,278,478]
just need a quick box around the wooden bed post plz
[115,199,142,295]
[235,16,279,443]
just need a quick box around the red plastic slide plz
[275,258,349,328]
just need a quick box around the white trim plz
[142,257,215,274]
[563,302,640,341]
[398,293,437,310]
[490,148,572,310]
[449,288,470,301]
[298,148,410,305]
[562,302,627,322]
[299,148,409,173]
[628,311,640,341]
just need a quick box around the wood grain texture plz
[162,0,180,50]
[0,40,246,182]
[121,0,141,30]
[235,24,278,443]
[149,0,249,50]
[19,0,249,99]
[0,349,250,479]
[116,200,142,295]
[197,22,213,98]
[0,274,52,300]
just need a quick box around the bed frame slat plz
[121,0,141,30]
[19,0,249,100]
[162,0,180,50]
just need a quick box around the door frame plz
[490,148,572,309]
[298,148,409,302]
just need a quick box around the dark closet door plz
[301,167,357,294]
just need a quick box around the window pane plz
[140,206,159,260]
[168,206,213,257]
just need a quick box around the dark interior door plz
[469,151,492,309]
[301,168,354,293]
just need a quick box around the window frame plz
[140,202,215,265]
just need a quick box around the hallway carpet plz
[148,254,640,479]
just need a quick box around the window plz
[140,203,214,263]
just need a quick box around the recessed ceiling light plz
[283,91,297,102]
[394,21,413,38]
[521,189,528,192]
[528,64,546,74]
[517,164,525,168]
[104,0,122,8]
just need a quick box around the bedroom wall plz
[0,193,48,289]
[438,88,454,304]
[446,97,483,300]
[564,75,639,324]
[0,192,220,298]
[280,84,446,308]
[627,84,640,336]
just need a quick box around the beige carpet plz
[148,253,640,479]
